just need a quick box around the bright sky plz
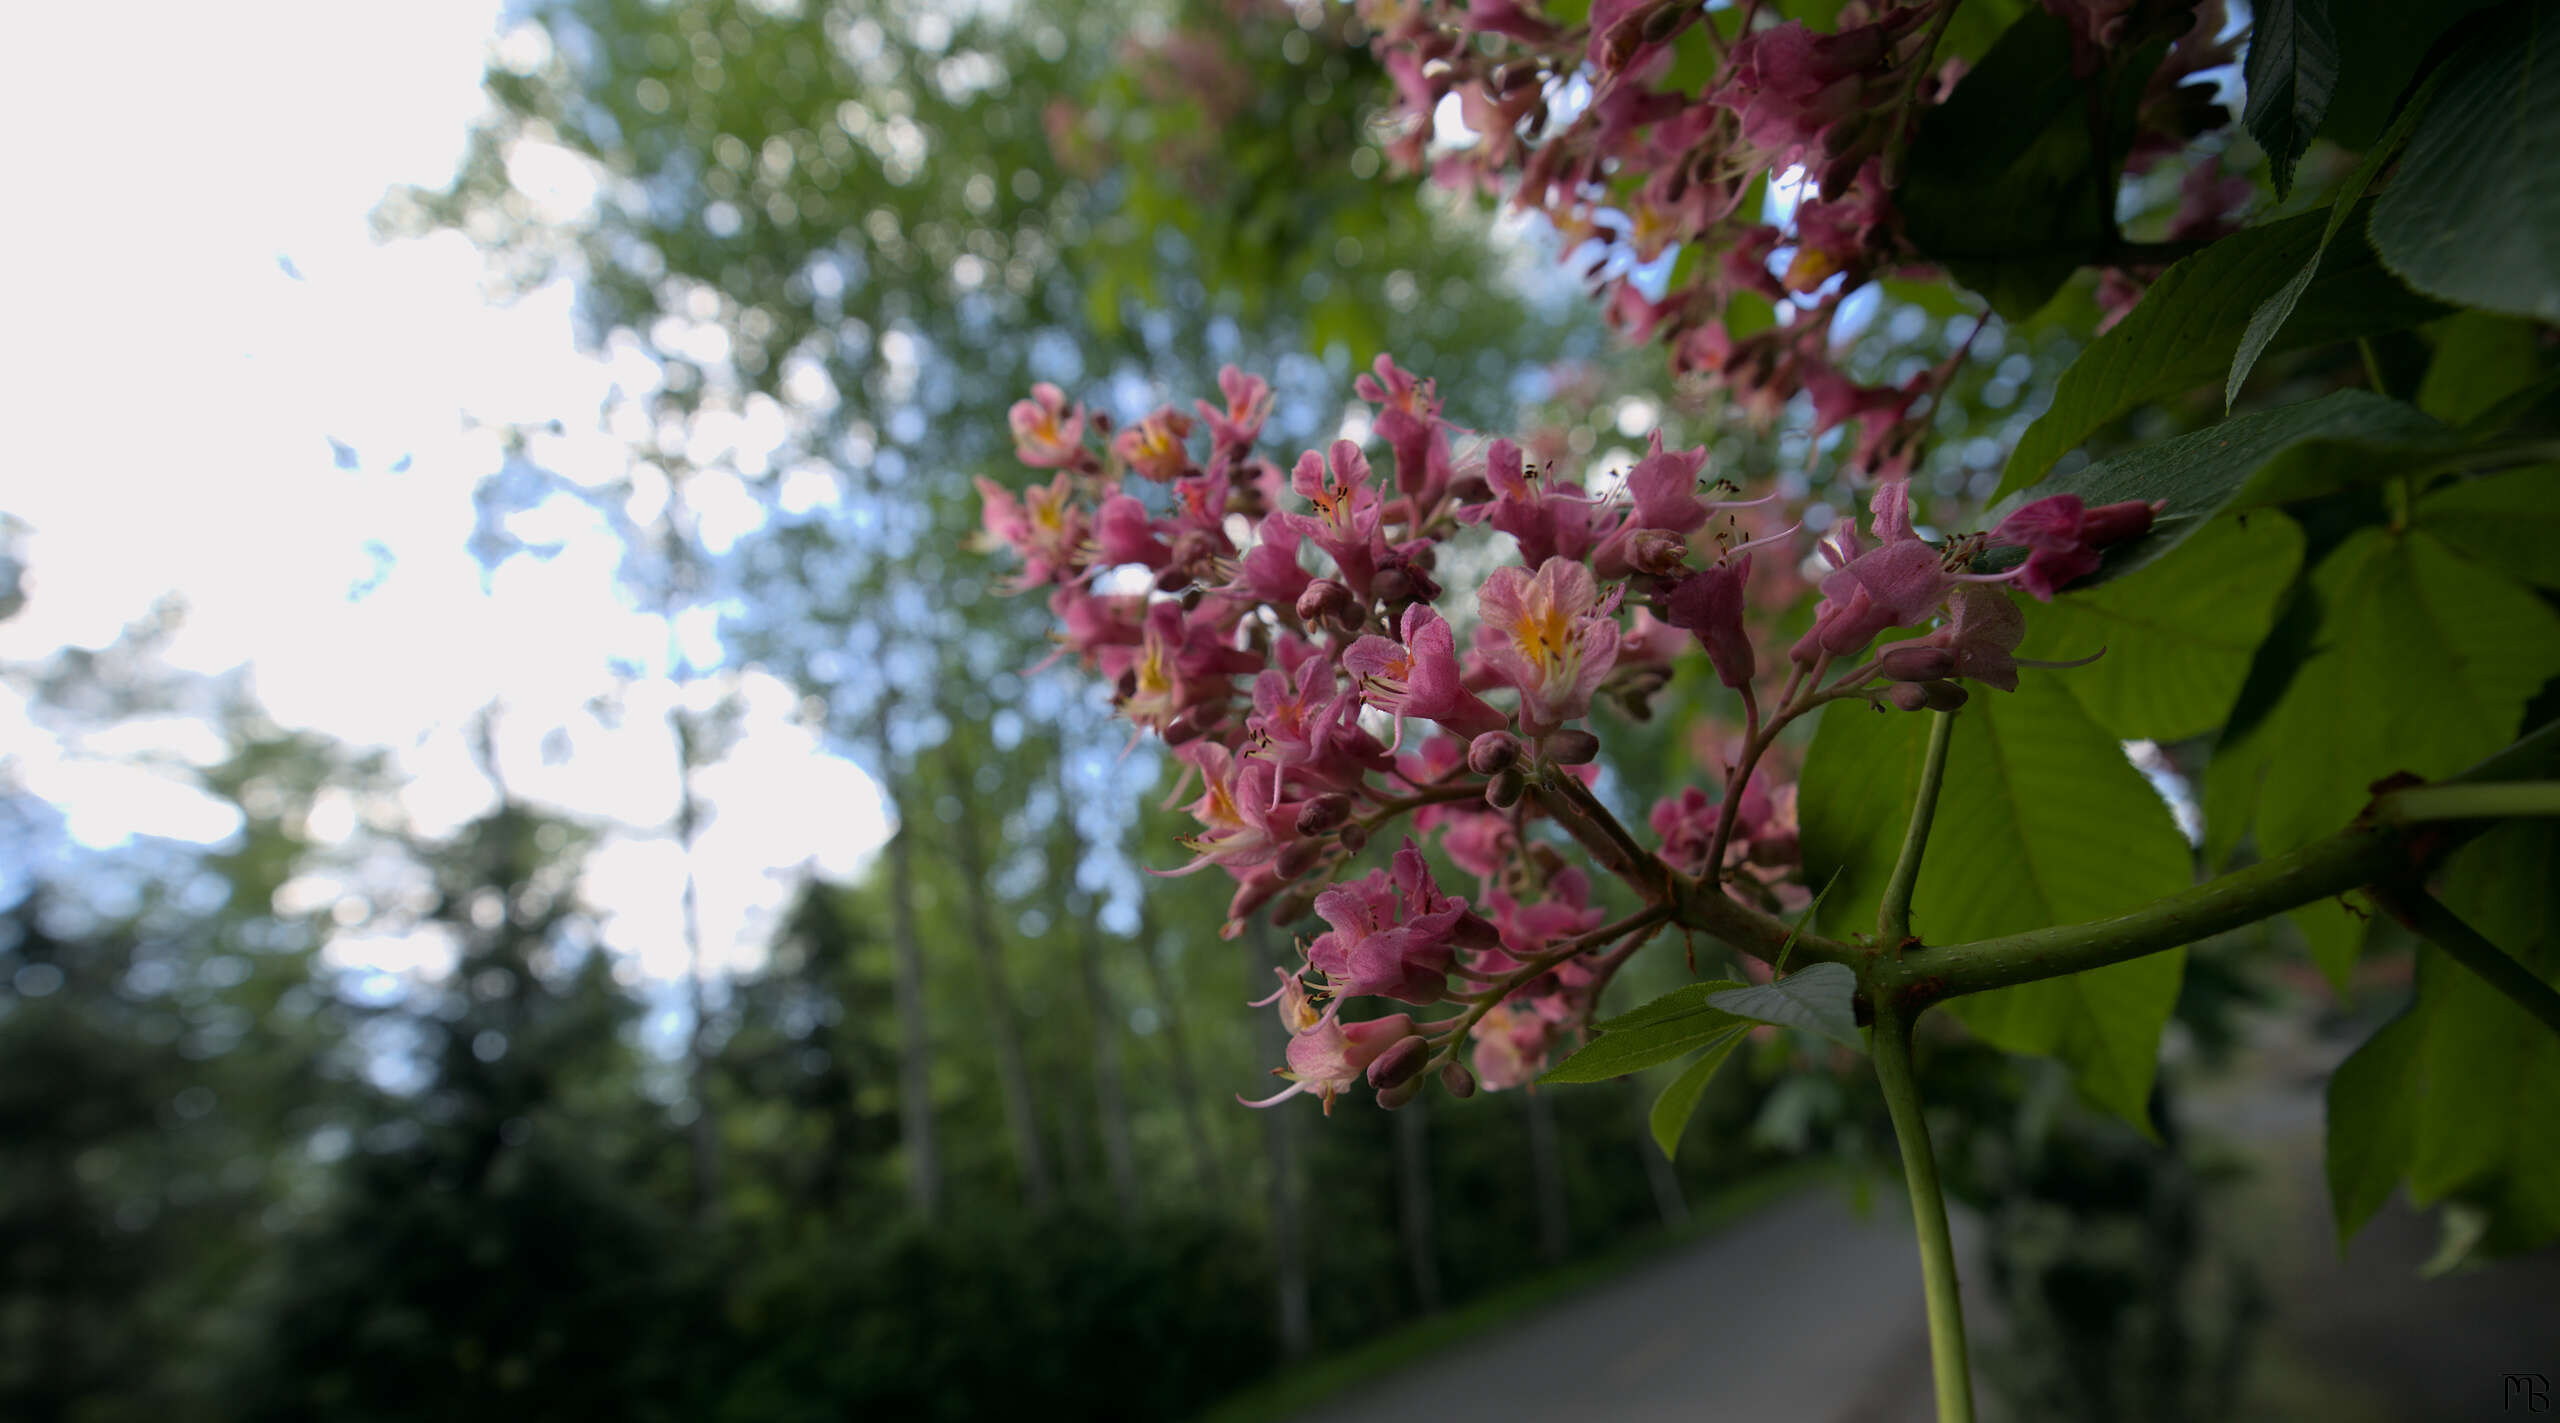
[1,3,890,997]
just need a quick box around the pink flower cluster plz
[979,357,2154,1110]
[1356,0,2241,473]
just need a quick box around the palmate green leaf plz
[2416,313,2560,428]
[2204,529,2560,986]
[2016,512,2306,742]
[1542,980,1747,1084]
[2325,1006,2421,1247]
[1802,673,2193,1130]
[1993,390,2447,586]
[1896,9,2160,320]
[1708,962,1863,1051]
[2370,3,2560,324]
[2410,822,2560,1255]
[2324,823,2560,1256]
[2322,0,2497,149]
[1649,1026,1750,1161]
[2228,72,2440,408]
[2241,0,2339,198]
[1922,676,2194,1134]
[2000,213,2444,495]
[2418,466,2560,589]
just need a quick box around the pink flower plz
[1113,406,1196,482]
[1280,441,1388,596]
[1162,740,1306,877]
[1460,438,1606,569]
[1345,604,1509,739]
[1987,494,2160,600]
[975,472,1088,587]
[1663,555,1756,689]
[1478,557,1622,733]
[1304,840,1491,1005]
[1195,365,1275,454]
[1094,493,1174,570]
[1469,1001,1558,1091]
[1797,482,1954,660]
[1232,513,1316,609]
[1009,383,1088,468]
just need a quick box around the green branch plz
[2369,882,2560,1042]
[1895,719,2560,1003]
[1878,708,1957,949]
[2377,781,2560,824]
[1870,995,1975,1423]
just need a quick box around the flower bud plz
[1447,474,1492,506]
[1485,767,1527,809]
[1888,682,1930,712]
[1640,0,1690,43]
[1296,794,1355,836]
[1371,566,1414,607]
[1630,528,1690,576]
[1545,729,1600,765]
[1266,885,1316,926]
[1275,839,1326,882]
[1296,578,1355,629]
[1161,715,1206,746]
[1366,1034,1431,1092]
[1335,822,1370,857]
[1876,642,1957,683]
[1439,1062,1477,1098]
[1375,1077,1425,1111]
[1154,564,1193,593]
[1919,679,1970,711]
[1467,731,1522,776]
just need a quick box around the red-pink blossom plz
[1477,557,1623,734]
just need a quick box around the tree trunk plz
[672,706,723,1228]
[1249,918,1313,1360]
[1077,910,1142,1221]
[1395,1100,1443,1312]
[941,739,1055,1212]
[1139,898,1226,1198]
[1525,1084,1570,1265]
[871,698,942,1222]
[1054,762,1140,1221]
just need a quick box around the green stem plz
[1895,718,2560,1003]
[1870,996,1974,1423]
[1878,708,1957,948]
[2369,882,2560,1042]
[2378,781,2560,824]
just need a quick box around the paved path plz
[1292,1188,1968,1423]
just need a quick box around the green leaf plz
[1802,675,2195,1129]
[2211,529,2560,986]
[2001,211,2444,495]
[2369,3,2560,322]
[1649,1026,1750,1160]
[1799,702,1932,942]
[2228,72,2439,408]
[2016,512,2306,742]
[2325,1007,2422,1248]
[1896,9,2162,319]
[1543,979,1747,1084]
[1923,677,2195,1132]
[2322,0,2497,150]
[1996,390,2448,584]
[2417,313,2560,428]
[2411,821,2560,1256]
[2242,0,2339,198]
[2417,466,2560,589]
[2328,822,2560,1256]
[1707,961,1863,1051]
